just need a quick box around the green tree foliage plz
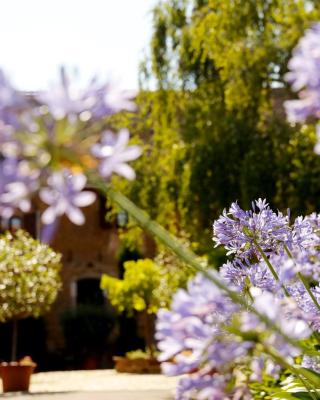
[110,0,320,255]
[101,259,172,315]
[101,258,182,356]
[0,230,62,321]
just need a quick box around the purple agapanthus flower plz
[91,128,141,180]
[250,356,281,382]
[219,260,249,290]
[0,65,142,230]
[285,23,320,123]
[157,273,256,399]
[157,273,239,365]
[37,67,136,122]
[290,283,320,332]
[156,271,313,399]
[302,355,320,373]
[175,373,230,400]
[220,259,276,292]
[0,157,38,218]
[88,81,136,119]
[158,198,320,397]
[291,214,320,249]
[0,122,20,157]
[40,170,96,225]
[0,70,29,128]
[286,23,320,92]
[242,289,311,337]
[213,199,290,259]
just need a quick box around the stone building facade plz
[44,194,121,352]
[0,193,154,369]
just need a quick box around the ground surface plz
[0,370,178,400]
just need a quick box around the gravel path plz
[0,370,178,400]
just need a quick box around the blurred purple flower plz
[291,214,320,249]
[0,69,29,128]
[176,373,229,400]
[40,170,96,225]
[291,284,320,332]
[156,273,254,399]
[37,67,136,122]
[40,220,59,244]
[0,123,19,157]
[88,81,136,119]
[285,23,320,92]
[0,67,141,229]
[284,23,320,123]
[241,288,311,359]
[302,355,320,373]
[0,158,38,218]
[156,273,239,365]
[285,92,320,123]
[250,356,281,382]
[91,128,141,180]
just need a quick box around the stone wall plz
[1,194,156,361]
[43,197,122,351]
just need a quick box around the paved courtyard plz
[0,370,178,400]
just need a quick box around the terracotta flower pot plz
[0,362,36,393]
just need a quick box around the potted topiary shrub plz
[0,230,62,392]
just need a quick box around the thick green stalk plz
[264,346,320,399]
[92,181,320,392]
[299,272,320,312]
[88,177,311,354]
[255,243,320,341]
[284,245,320,313]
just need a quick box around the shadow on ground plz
[0,392,75,398]
[0,391,173,400]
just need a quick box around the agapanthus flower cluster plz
[284,23,320,153]
[156,273,252,399]
[157,199,320,399]
[285,23,320,121]
[157,271,312,399]
[221,246,320,293]
[0,67,141,237]
[213,199,292,260]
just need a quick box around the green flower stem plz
[234,328,320,398]
[283,245,320,313]
[101,184,256,305]
[253,240,290,297]
[304,381,320,400]
[299,272,320,312]
[264,345,320,399]
[88,176,313,355]
[90,179,320,393]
